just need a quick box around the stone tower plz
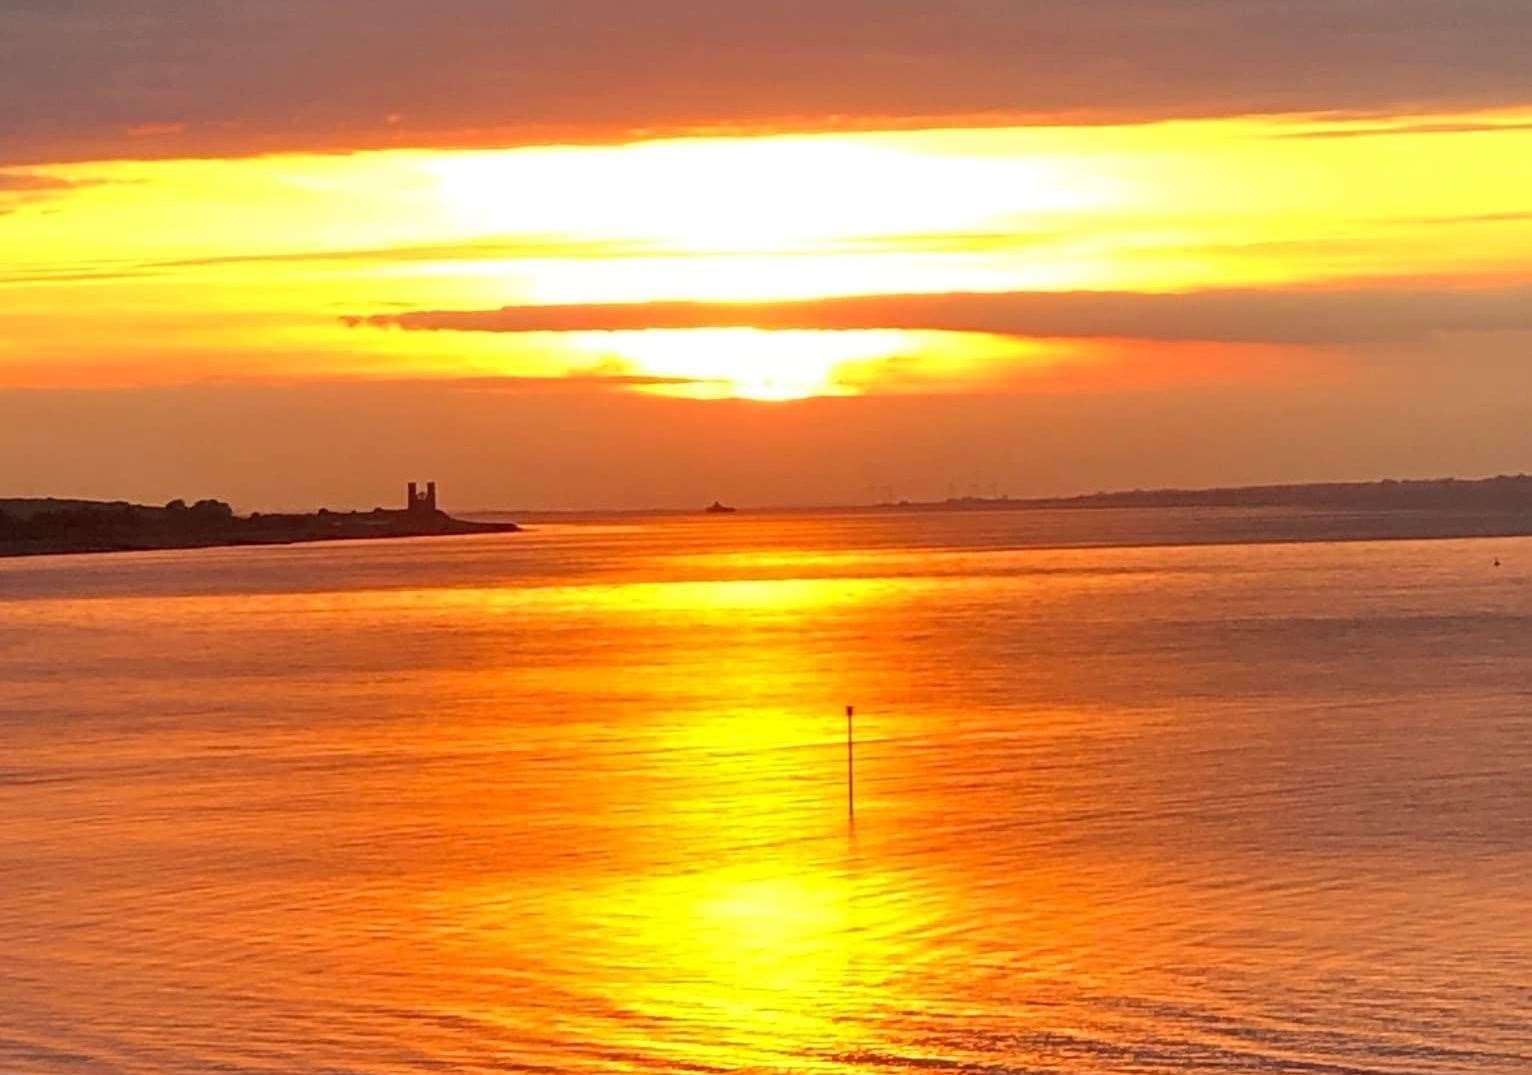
[406,481,439,515]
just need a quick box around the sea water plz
[2,508,1528,1073]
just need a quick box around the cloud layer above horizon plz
[5,1,1532,163]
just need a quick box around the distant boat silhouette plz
[705,501,737,514]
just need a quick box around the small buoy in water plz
[1494,558,1502,567]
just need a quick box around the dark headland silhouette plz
[0,481,518,559]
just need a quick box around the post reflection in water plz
[2,510,1530,1074]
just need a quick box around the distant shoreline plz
[490,473,1532,521]
[9,474,1532,559]
[875,474,1532,514]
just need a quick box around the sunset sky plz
[4,2,1532,510]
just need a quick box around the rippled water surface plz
[2,508,1529,1074]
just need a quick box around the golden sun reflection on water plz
[402,570,939,1069]
[593,863,889,1064]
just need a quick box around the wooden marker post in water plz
[846,704,855,824]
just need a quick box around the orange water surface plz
[2,509,1529,1073]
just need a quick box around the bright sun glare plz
[567,328,917,401]
[417,136,1113,399]
[425,137,1099,256]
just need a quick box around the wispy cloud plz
[0,172,76,192]
[154,235,667,270]
[346,285,1532,345]
[1387,211,1532,227]
[1,228,1075,289]
[0,236,668,288]
[1283,120,1532,140]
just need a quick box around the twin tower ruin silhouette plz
[405,481,438,516]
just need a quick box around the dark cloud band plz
[346,285,1532,345]
[5,1,1532,163]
